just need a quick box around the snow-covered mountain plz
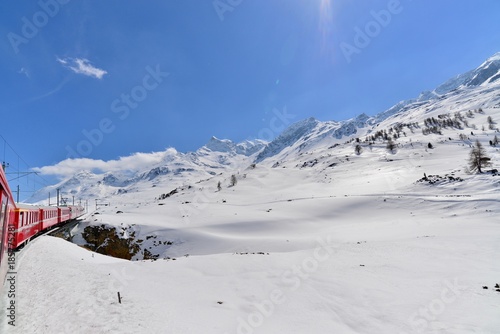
[28,137,267,204]
[201,136,267,157]
[435,52,500,94]
[28,53,500,205]
[7,54,500,334]
[379,52,500,119]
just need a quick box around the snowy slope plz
[2,54,500,334]
[27,138,267,205]
[27,53,500,205]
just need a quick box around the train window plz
[0,197,6,228]
[0,196,8,257]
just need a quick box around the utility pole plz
[4,168,38,202]
[57,188,60,207]
[72,196,75,206]
[49,192,51,206]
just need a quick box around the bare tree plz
[468,140,491,173]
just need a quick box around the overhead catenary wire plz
[0,134,52,201]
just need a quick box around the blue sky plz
[1,0,500,193]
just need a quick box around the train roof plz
[16,203,61,210]
[16,204,83,209]
[16,203,45,210]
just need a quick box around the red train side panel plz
[41,207,59,230]
[12,205,42,249]
[0,167,16,285]
[2,165,86,287]
[58,207,71,224]
[69,206,85,220]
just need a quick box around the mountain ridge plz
[28,52,500,204]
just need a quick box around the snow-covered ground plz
[1,54,500,333]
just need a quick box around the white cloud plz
[33,148,179,178]
[57,57,107,79]
[18,67,30,78]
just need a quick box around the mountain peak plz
[72,170,95,180]
[433,51,500,95]
[200,136,266,157]
[255,117,319,162]
[485,52,500,62]
[204,137,235,153]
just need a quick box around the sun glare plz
[319,0,335,56]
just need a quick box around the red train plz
[0,166,85,285]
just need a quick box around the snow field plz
[2,73,499,333]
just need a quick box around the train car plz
[77,206,85,218]
[69,205,85,220]
[9,205,85,250]
[12,204,42,249]
[41,206,59,230]
[2,164,86,287]
[58,206,71,223]
[0,166,16,285]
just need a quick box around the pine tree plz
[487,116,494,130]
[468,140,491,173]
[355,144,362,155]
[386,138,396,154]
[230,174,237,187]
[217,181,221,191]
